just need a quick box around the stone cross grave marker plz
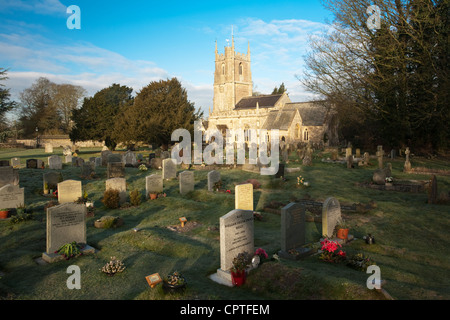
[145,174,163,197]
[162,158,177,180]
[106,177,127,204]
[235,183,253,211]
[57,180,82,204]
[404,147,411,172]
[179,171,195,195]
[0,184,24,209]
[322,197,341,238]
[207,170,221,191]
[48,155,62,170]
[212,209,254,286]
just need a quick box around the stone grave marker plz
[123,150,137,167]
[57,180,82,204]
[107,162,125,179]
[278,202,312,260]
[404,147,411,172]
[43,171,63,194]
[0,160,10,166]
[48,155,62,170]
[101,150,112,166]
[235,183,253,211]
[0,166,19,188]
[364,152,370,166]
[65,154,72,164]
[26,159,38,169]
[376,145,384,169]
[45,143,53,153]
[322,197,341,238]
[207,170,221,191]
[345,147,352,159]
[94,157,102,167]
[0,184,24,209]
[107,153,122,163]
[81,162,94,178]
[63,146,72,156]
[42,203,95,263]
[145,174,163,197]
[162,158,177,180]
[179,171,194,195]
[106,177,127,204]
[355,148,361,158]
[211,209,254,286]
[275,163,285,178]
[11,157,20,168]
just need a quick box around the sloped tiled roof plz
[235,94,283,110]
[262,109,296,130]
[284,102,328,126]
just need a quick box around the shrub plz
[102,189,120,209]
[129,189,142,206]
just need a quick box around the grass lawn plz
[0,147,449,300]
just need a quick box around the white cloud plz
[0,0,67,16]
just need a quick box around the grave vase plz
[231,270,246,287]
[149,193,158,200]
[0,209,9,219]
[336,228,349,240]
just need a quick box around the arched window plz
[303,128,309,141]
[239,63,243,75]
[222,64,225,75]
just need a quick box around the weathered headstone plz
[44,143,53,153]
[94,157,102,167]
[404,147,411,172]
[302,145,313,166]
[207,170,221,191]
[150,157,163,170]
[211,209,254,286]
[0,160,10,167]
[0,184,24,209]
[101,150,112,166]
[107,153,122,163]
[42,203,94,263]
[162,158,177,180]
[179,171,195,195]
[322,197,341,238]
[364,152,370,166]
[11,157,20,168]
[376,145,384,169]
[106,177,127,204]
[345,147,352,159]
[278,202,312,259]
[355,148,361,158]
[123,150,137,167]
[57,180,82,204]
[235,183,253,211]
[65,154,72,164]
[0,166,19,188]
[81,162,94,178]
[43,171,63,194]
[63,146,72,156]
[48,155,62,170]
[107,162,125,179]
[26,159,38,169]
[145,174,163,197]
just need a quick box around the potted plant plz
[335,218,349,240]
[43,182,49,195]
[162,271,186,294]
[0,208,10,219]
[230,251,252,286]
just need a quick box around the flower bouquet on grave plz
[319,238,346,263]
[162,271,186,294]
[138,164,148,171]
[100,256,126,276]
[230,251,252,286]
[55,241,84,260]
[255,248,268,265]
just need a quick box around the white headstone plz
[106,177,127,204]
[235,183,253,211]
[57,180,82,204]
[145,174,163,197]
[0,184,24,209]
[322,197,341,238]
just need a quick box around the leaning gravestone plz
[0,166,19,188]
[106,177,127,204]
[11,157,20,168]
[278,202,312,260]
[107,162,125,179]
[57,180,82,204]
[145,174,163,197]
[0,184,24,209]
[43,171,63,194]
[48,155,62,170]
[235,183,253,211]
[179,171,194,195]
[322,197,341,238]
[210,209,254,287]
[207,170,221,191]
[162,158,177,180]
[42,203,95,263]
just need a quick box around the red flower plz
[226,190,231,193]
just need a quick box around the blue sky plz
[0,0,333,118]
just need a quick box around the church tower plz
[212,37,253,114]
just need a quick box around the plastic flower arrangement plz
[138,164,148,171]
[255,248,268,260]
[319,238,346,263]
[297,176,305,185]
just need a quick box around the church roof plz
[284,102,328,126]
[234,94,283,110]
[262,109,296,130]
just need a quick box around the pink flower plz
[255,248,268,259]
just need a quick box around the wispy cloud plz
[0,0,67,16]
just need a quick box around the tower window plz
[222,64,225,75]
[239,63,243,75]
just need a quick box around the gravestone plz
[45,143,53,153]
[211,209,254,286]
[404,147,411,172]
[0,184,24,209]
[26,159,38,169]
[65,154,72,164]
[345,147,352,159]
[235,183,253,211]
[63,146,72,156]
[107,162,125,179]
[42,203,94,263]
[57,180,82,204]
[48,155,62,170]
[150,157,163,170]
[364,152,370,165]
[207,170,221,191]
[123,151,137,167]
[275,163,285,178]
[37,159,44,169]
[376,145,384,169]
[11,157,20,168]
[302,145,313,166]
[322,197,341,238]
[162,158,177,180]
[43,171,63,194]
[179,171,195,195]
[106,177,127,204]
[107,153,122,163]
[347,155,353,169]
[331,149,338,161]
[278,202,312,260]
[94,157,102,167]
[81,163,94,178]
[0,166,19,188]
[0,160,10,167]
[145,174,163,197]
[355,148,361,158]
[101,150,112,166]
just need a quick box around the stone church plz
[206,37,339,147]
